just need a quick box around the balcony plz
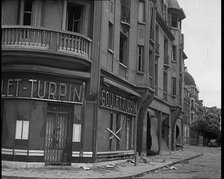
[2,26,92,60]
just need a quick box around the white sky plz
[177,0,221,108]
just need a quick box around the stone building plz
[2,0,186,166]
[137,0,186,155]
[183,67,203,145]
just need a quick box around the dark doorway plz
[44,103,73,165]
[146,112,152,155]
[176,125,179,138]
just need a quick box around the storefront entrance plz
[44,103,73,165]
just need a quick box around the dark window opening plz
[23,0,33,25]
[67,3,82,33]
[172,46,176,61]
[164,37,168,64]
[163,70,168,92]
[108,22,114,50]
[119,33,128,65]
[138,45,144,72]
[171,14,178,28]
[172,77,176,95]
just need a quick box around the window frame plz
[172,77,177,96]
[15,120,30,140]
[137,45,144,72]
[119,32,128,65]
[108,22,114,51]
[66,2,83,33]
[171,13,179,28]
[138,0,145,23]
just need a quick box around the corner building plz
[1,0,186,166]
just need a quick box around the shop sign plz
[100,88,136,115]
[1,78,85,103]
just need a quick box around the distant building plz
[183,67,201,145]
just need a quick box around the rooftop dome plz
[184,71,196,86]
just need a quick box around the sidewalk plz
[2,145,204,179]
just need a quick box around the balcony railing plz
[2,25,92,60]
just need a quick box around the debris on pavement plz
[127,159,135,163]
[80,165,90,170]
[141,157,148,163]
[106,163,115,168]
[169,166,177,170]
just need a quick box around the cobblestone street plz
[138,145,221,178]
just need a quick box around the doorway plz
[44,103,73,165]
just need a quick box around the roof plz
[184,72,196,86]
[167,0,186,20]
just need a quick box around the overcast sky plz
[177,0,221,108]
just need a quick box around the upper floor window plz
[149,49,153,77]
[67,3,83,33]
[22,0,33,25]
[171,13,179,28]
[163,68,168,93]
[172,77,177,95]
[172,45,177,61]
[108,22,114,51]
[119,32,128,65]
[137,45,144,72]
[138,0,145,23]
[164,37,169,65]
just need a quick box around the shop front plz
[1,72,86,165]
[95,84,138,161]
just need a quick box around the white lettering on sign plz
[100,88,136,114]
[1,78,85,103]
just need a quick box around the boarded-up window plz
[15,120,29,140]
[72,124,81,142]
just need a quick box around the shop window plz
[67,3,83,33]
[15,120,29,140]
[126,118,132,150]
[108,22,114,51]
[119,32,128,65]
[115,113,121,150]
[138,0,145,22]
[137,45,144,72]
[109,112,114,150]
